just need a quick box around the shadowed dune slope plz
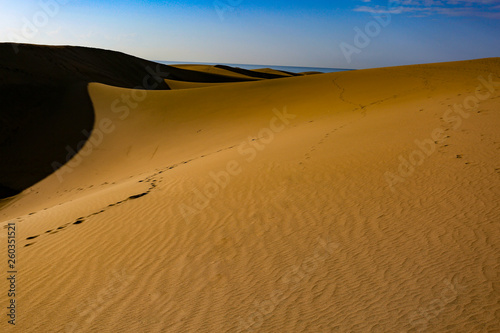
[0,44,271,198]
[213,64,295,79]
[0,81,93,197]
[0,43,261,87]
[0,58,499,332]
[170,64,296,80]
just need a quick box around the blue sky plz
[0,0,499,69]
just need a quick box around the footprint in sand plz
[128,192,148,200]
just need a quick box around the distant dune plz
[252,68,295,77]
[0,44,499,332]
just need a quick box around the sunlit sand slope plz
[0,58,499,333]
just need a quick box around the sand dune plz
[252,68,298,77]
[171,64,294,80]
[0,45,499,332]
[0,44,273,198]
[164,78,240,90]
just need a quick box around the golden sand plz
[1,52,499,332]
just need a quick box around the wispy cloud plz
[354,5,403,14]
[354,0,500,18]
